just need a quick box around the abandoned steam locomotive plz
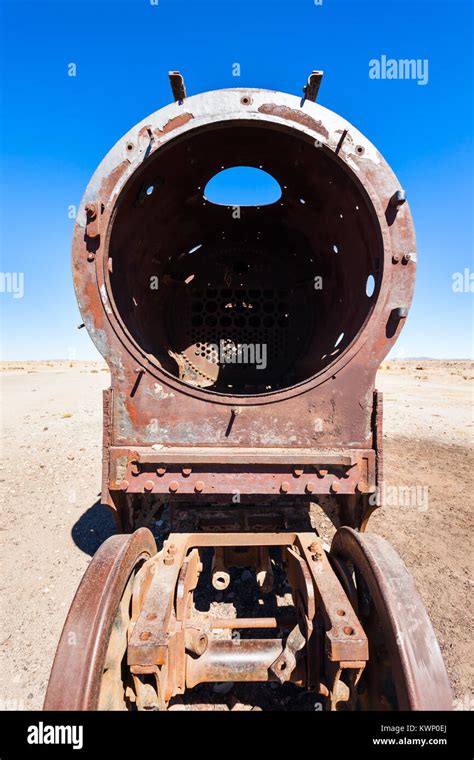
[44,72,452,711]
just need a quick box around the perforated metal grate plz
[187,287,290,362]
[165,244,315,392]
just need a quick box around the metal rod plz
[186,616,295,630]
[186,639,284,687]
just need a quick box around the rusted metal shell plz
[72,86,416,520]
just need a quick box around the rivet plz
[317,468,328,478]
[87,253,95,262]
[330,481,341,493]
[146,612,157,620]
[195,480,205,493]
[157,467,166,476]
[402,252,412,263]
[306,481,316,494]
[139,631,151,641]
[280,481,290,493]
[392,254,400,264]
[119,480,129,491]
[169,480,179,493]
[182,467,192,477]
[144,480,154,492]
[293,468,303,478]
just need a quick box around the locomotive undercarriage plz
[44,501,451,711]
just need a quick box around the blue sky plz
[0,0,472,360]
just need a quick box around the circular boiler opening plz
[107,120,382,395]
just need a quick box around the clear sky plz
[0,0,472,360]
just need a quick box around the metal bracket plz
[303,70,323,103]
[270,623,306,683]
[85,203,100,239]
[168,71,186,102]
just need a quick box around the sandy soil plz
[0,359,472,710]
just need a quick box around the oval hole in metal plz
[204,166,282,206]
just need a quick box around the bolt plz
[195,634,208,655]
[169,480,179,493]
[157,467,166,476]
[185,629,209,657]
[306,481,316,494]
[144,480,154,492]
[392,254,400,264]
[331,481,341,493]
[280,481,290,493]
[119,480,129,491]
[182,467,192,477]
[195,480,205,493]
[390,189,406,208]
[391,306,408,321]
[139,631,151,641]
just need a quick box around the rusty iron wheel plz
[330,527,452,711]
[44,528,157,710]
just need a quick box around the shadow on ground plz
[71,500,117,555]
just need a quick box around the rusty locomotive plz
[44,72,452,711]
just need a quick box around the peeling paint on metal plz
[99,284,113,315]
[152,383,174,400]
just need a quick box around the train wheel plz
[330,527,452,710]
[44,528,157,710]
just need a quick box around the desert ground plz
[0,359,472,710]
